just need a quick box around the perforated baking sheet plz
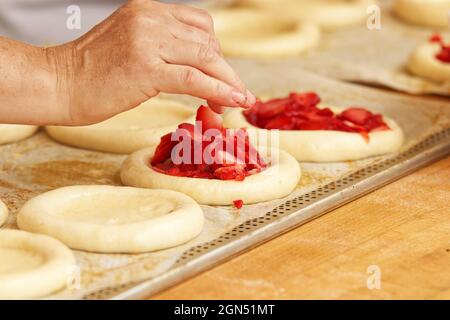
[0,62,449,299]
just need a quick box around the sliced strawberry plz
[339,107,373,126]
[429,33,443,44]
[265,115,295,130]
[196,105,223,131]
[214,165,246,181]
[289,92,321,108]
[256,98,290,119]
[151,133,177,166]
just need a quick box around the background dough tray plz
[0,62,449,299]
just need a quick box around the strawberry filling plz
[243,92,390,141]
[151,106,267,181]
[429,34,450,63]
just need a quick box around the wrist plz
[44,43,78,125]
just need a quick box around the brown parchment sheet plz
[0,62,449,299]
[292,0,450,95]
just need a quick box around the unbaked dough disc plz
[18,185,204,253]
[223,106,404,162]
[0,229,76,299]
[212,8,320,58]
[0,124,38,145]
[236,0,376,30]
[46,98,196,154]
[393,0,450,27]
[0,200,8,227]
[407,43,450,83]
[120,147,301,205]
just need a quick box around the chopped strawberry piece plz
[214,165,246,181]
[255,98,290,119]
[243,92,391,142]
[338,107,373,126]
[233,199,244,209]
[151,133,177,166]
[196,105,223,131]
[429,33,450,63]
[429,34,443,43]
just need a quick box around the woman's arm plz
[0,37,63,125]
[0,0,255,126]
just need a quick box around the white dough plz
[0,229,75,299]
[18,185,204,253]
[212,8,320,58]
[393,0,450,27]
[0,124,38,145]
[407,42,450,83]
[236,0,376,30]
[46,98,196,154]
[0,200,8,227]
[223,106,404,162]
[120,147,301,205]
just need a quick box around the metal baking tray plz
[103,128,450,299]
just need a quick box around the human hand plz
[47,0,255,125]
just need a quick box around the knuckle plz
[197,43,217,63]
[181,68,198,86]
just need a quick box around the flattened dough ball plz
[0,124,38,145]
[407,43,450,83]
[120,148,301,205]
[18,186,204,253]
[393,0,450,27]
[46,98,196,154]
[0,200,8,227]
[223,106,404,162]
[237,0,376,30]
[212,8,320,58]
[0,229,75,299]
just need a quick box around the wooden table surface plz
[154,155,450,300]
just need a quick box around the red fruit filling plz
[243,92,390,141]
[429,34,450,63]
[151,105,267,181]
[233,199,244,209]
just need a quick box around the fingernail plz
[245,89,257,107]
[231,90,246,106]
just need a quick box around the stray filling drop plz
[233,199,244,209]
[243,92,390,141]
[429,34,450,63]
[151,106,267,181]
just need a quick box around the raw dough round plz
[18,185,204,253]
[120,147,301,205]
[393,0,450,27]
[0,229,75,299]
[0,200,8,227]
[236,0,376,30]
[46,98,196,154]
[407,42,450,83]
[223,106,404,162]
[212,8,320,58]
[0,125,38,145]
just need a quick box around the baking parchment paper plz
[218,0,450,95]
[0,62,448,299]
